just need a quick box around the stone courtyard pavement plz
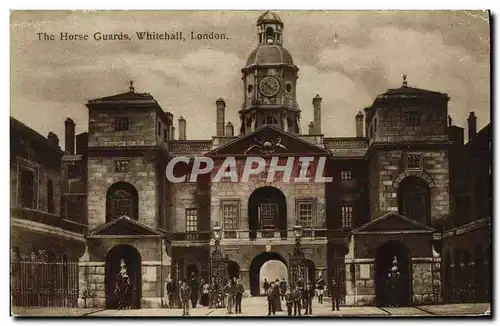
[12,297,491,317]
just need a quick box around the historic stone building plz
[11,11,491,309]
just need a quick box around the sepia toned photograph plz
[9,9,491,317]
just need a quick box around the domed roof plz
[245,44,294,68]
[257,11,283,25]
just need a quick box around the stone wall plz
[412,258,441,305]
[87,156,158,230]
[345,260,376,306]
[88,108,157,148]
[370,149,449,224]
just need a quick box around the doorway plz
[105,245,142,309]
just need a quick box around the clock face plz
[259,76,280,97]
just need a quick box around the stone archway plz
[374,241,412,307]
[249,252,287,296]
[105,244,142,309]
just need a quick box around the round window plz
[285,83,292,93]
[248,84,253,93]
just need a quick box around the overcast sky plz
[10,10,490,145]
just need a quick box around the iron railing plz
[11,259,79,307]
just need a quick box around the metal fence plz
[11,259,79,307]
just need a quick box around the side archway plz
[374,241,412,307]
[105,244,142,309]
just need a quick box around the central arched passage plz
[374,241,412,307]
[249,252,287,296]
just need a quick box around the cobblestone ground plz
[12,298,491,317]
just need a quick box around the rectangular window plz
[157,121,162,137]
[341,205,353,228]
[258,203,278,229]
[222,200,239,230]
[373,117,377,133]
[163,128,168,142]
[341,169,352,180]
[405,152,423,170]
[20,168,35,209]
[297,200,314,227]
[47,178,54,214]
[114,117,129,131]
[67,164,79,179]
[405,112,420,127]
[185,208,198,232]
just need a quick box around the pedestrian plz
[303,282,313,315]
[273,282,282,311]
[180,280,191,316]
[201,280,210,306]
[166,276,175,308]
[279,277,287,300]
[267,281,276,315]
[331,276,342,311]
[235,278,244,314]
[223,279,235,314]
[209,277,216,308]
[316,274,325,304]
[263,278,269,295]
[293,284,302,316]
[284,286,294,316]
[177,280,183,308]
[189,273,199,308]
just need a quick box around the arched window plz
[398,176,431,225]
[266,116,277,125]
[265,27,274,40]
[106,182,138,222]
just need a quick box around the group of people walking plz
[264,274,343,316]
[165,273,245,316]
[164,272,343,316]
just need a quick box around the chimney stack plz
[225,122,234,137]
[467,111,477,140]
[216,98,226,137]
[171,126,176,140]
[308,121,315,135]
[64,118,75,154]
[355,111,364,137]
[312,94,322,134]
[178,116,186,140]
[47,132,59,148]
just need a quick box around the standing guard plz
[315,273,325,304]
[115,258,133,310]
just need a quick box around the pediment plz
[206,125,330,157]
[88,215,165,237]
[351,212,435,234]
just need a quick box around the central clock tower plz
[239,11,301,135]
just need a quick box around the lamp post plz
[210,222,227,308]
[289,225,305,289]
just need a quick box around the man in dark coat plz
[189,273,199,308]
[273,282,282,311]
[293,285,302,316]
[267,281,276,315]
[279,277,287,300]
[331,276,342,311]
[303,282,313,315]
[235,278,244,314]
[263,278,269,295]
[180,280,192,316]
[284,286,294,316]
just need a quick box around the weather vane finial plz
[402,74,408,87]
[129,80,135,93]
